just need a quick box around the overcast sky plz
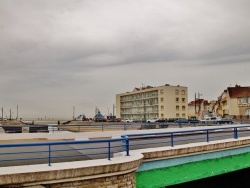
[0,0,250,119]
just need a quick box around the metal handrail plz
[1,125,250,167]
[0,138,128,166]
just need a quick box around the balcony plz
[120,94,158,102]
[121,102,158,108]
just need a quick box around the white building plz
[116,84,188,121]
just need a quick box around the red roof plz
[189,99,204,105]
[228,86,250,98]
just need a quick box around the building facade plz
[215,85,250,118]
[116,84,188,121]
[188,99,217,119]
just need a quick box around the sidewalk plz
[0,124,246,143]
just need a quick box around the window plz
[176,105,179,111]
[161,114,164,118]
[160,89,164,95]
[182,106,185,110]
[176,113,179,118]
[161,97,164,102]
[161,106,164,111]
[182,113,185,118]
[241,97,249,104]
[246,109,250,115]
[182,98,185,103]
[175,90,179,95]
[181,90,185,95]
[176,98,179,102]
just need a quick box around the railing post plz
[126,137,130,156]
[171,133,174,147]
[108,141,111,160]
[122,136,130,156]
[48,145,51,166]
[234,127,238,139]
[206,130,209,142]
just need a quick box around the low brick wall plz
[0,154,143,188]
[50,171,135,188]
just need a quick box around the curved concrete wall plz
[0,153,143,188]
[1,137,250,188]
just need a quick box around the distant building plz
[215,85,250,118]
[116,84,188,121]
[188,99,217,119]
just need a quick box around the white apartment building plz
[116,84,188,121]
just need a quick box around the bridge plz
[1,124,250,187]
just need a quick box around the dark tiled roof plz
[228,86,250,98]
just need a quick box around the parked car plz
[155,118,168,123]
[188,118,200,124]
[200,117,221,124]
[121,119,134,123]
[174,119,189,124]
[217,118,234,125]
[146,118,159,123]
[203,115,210,120]
[168,118,178,122]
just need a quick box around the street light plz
[113,104,116,121]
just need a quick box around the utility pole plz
[144,100,146,122]
[195,93,196,116]
[73,106,75,120]
[16,105,19,120]
[1,107,3,121]
[113,104,115,121]
[195,93,202,118]
[9,109,12,120]
[198,93,202,114]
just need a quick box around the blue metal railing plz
[122,125,250,150]
[0,138,128,166]
[1,125,250,167]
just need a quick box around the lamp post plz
[1,107,3,121]
[112,104,116,121]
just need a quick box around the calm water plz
[167,167,250,188]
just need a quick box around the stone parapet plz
[0,153,143,188]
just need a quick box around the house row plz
[115,84,250,121]
[188,84,250,120]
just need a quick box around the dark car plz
[168,118,178,122]
[217,118,234,125]
[174,119,189,124]
[188,118,200,124]
[155,118,168,123]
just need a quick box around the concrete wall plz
[0,153,143,188]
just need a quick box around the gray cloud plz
[0,0,250,118]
